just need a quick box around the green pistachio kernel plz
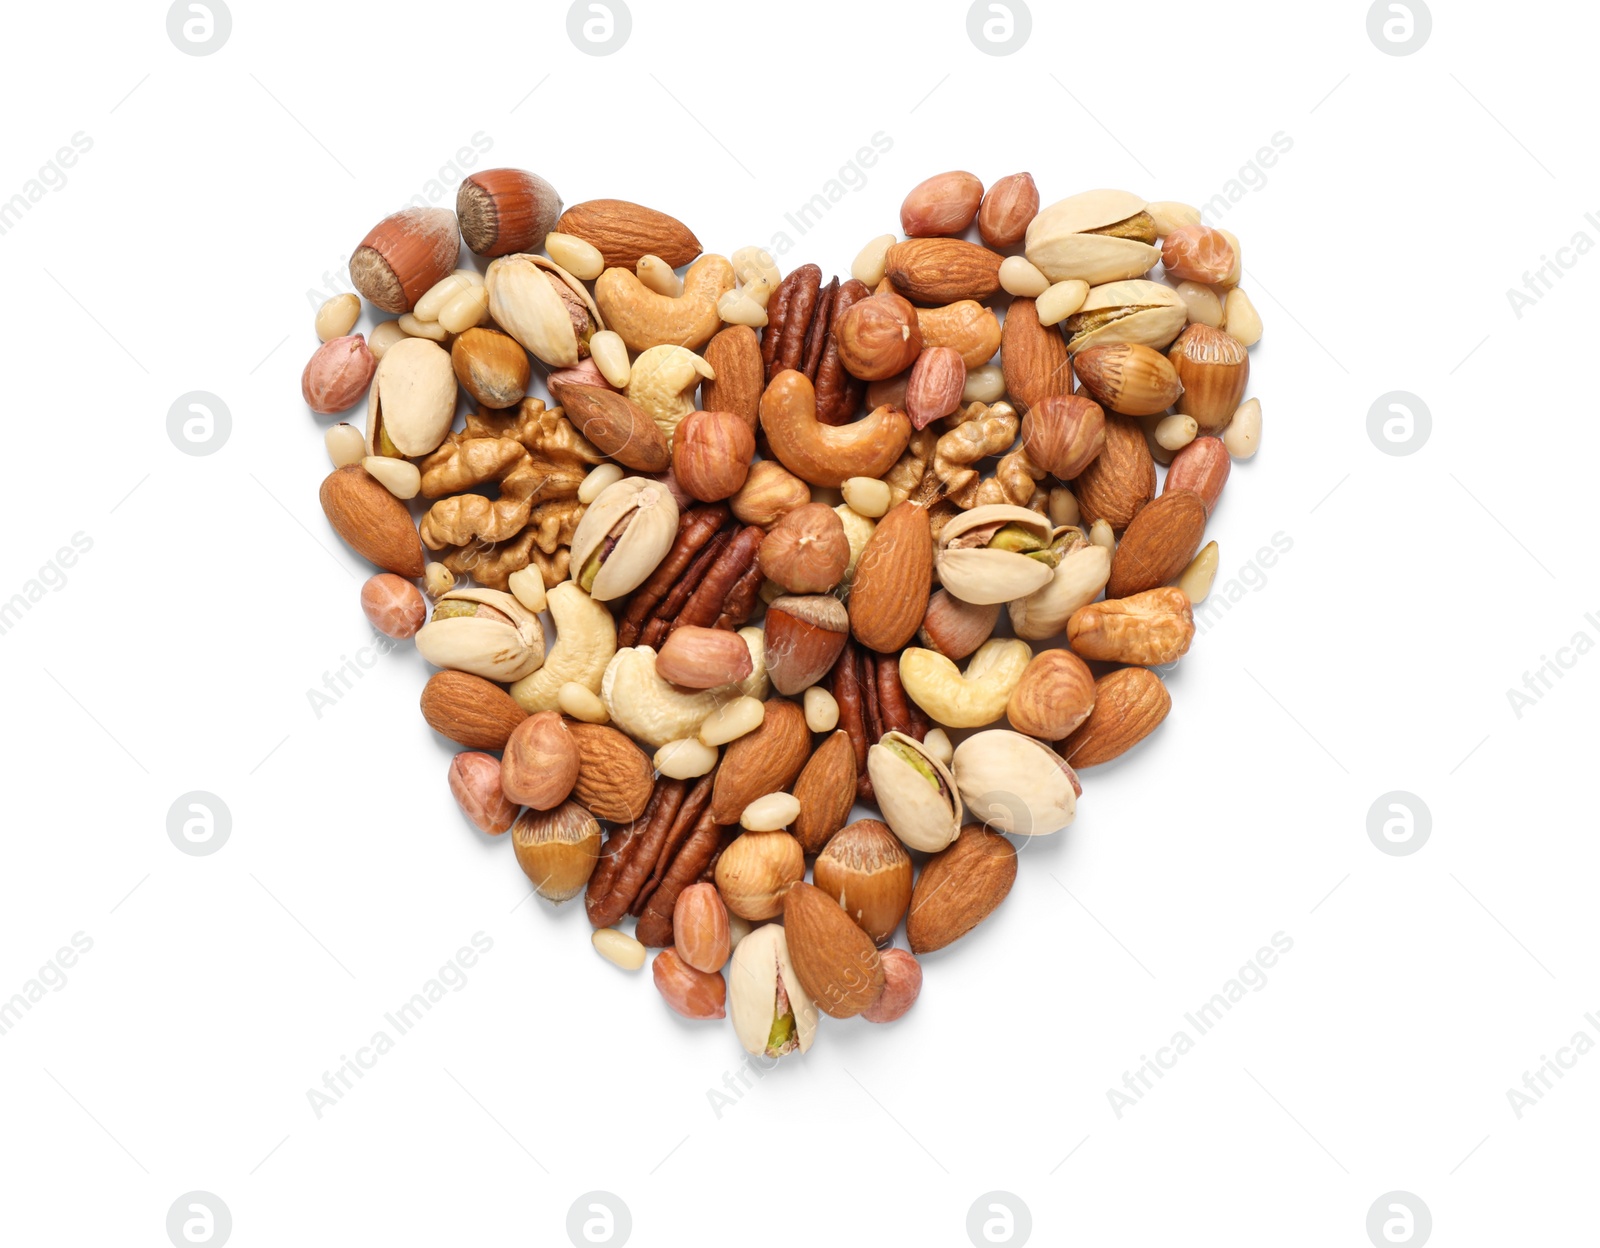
[578,549,604,593]
[766,1011,795,1055]
[887,740,938,790]
[988,523,1045,554]
[431,600,479,621]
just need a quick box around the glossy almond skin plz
[848,501,933,653]
[1000,296,1072,414]
[421,671,527,750]
[1059,667,1171,767]
[1070,415,1156,532]
[652,950,726,1019]
[501,711,580,810]
[710,700,812,825]
[321,464,427,577]
[673,883,731,974]
[907,825,1016,954]
[900,170,984,238]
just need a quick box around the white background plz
[1,1,1594,1244]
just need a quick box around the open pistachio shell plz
[728,923,818,1058]
[936,504,1056,606]
[600,634,769,748]
[365,336,457,457]
[1008,530,1112,640]
[1062,280,1187,354]
[486,254,603,369]
[414,587,545,682]
[569,477,679,602]
[1026,190,1160,285]
[867,731,963,853]
[951,730,1078,836]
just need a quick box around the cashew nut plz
[509,581,617,713]
[594,254,735,353]
[899,638,1032,729]
[915,300,1002,370]
[626,344,714,450]
[759,370,912,489]
[600,627,770,748]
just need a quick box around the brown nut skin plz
[1163,435,1230,515]
[765,596,850,697]
[512,801,601,903]
[1161,224,1236,285]
[1023,394,1107,479]
[813,819,913,947]
[730,459,811,528]
[1006,649,1096,740]
[655,626,755,689]
[501,711,580,810]
[978,172,1040,249]
[700,325,763,430]
[1105,488,1207,600]
[759,503,850,593]
[349,207,461,314]
[862,948,923,1023]
[759,370,911,489]
[303,335,376,414]
[833,292,925,381]
[456,168,562,258]
[447,751,518,835]
[907,824,1016,954]
[783,881,885,1020]
[361,573,426,639]
[1000,296,1072,414]
[421,671,527,750]
[672,409,756,502]
[673,882,731,974]
[1073,343,1185,417]
[1059,667,1172,767]
[918,590,1000,662]
[905,346,967,430]
[900,170,984,238]
[713,831,805,921]
[1169,323,1249,432]
[848,501,933,653]
[1070,415,1156,533]
[451,328,531,410]
[651,949,727,1020]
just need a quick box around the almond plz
[791,730,859,853]
[545,379,670,472]
[420,670,528,750]
[1105,488,1207,598]
[764,595,850,696]
[1059,667,1171,767]
[848,500,933,653]
[700,325,763,430]
[319,464,426,577]
[1071,414,1156,532]
[566,720,655,822]
[906,824,1016,954]
[884,238,1004,303]
[1000,296,1073,413]
[782,881,885,1019]
[555,199,701,270]
[904,346,966,430]
[1163,435,1230,515]
[655,626,755,690]
[709,698,811,824]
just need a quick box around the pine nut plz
[803,686,839,733]
[325,422,365,468]
[717,288,769,328]
[315,293,360,342]
[698,695,765,747]
[1146,201,1201,236]
[415,270,482,322]
[922,727,953,766]
[999,255,1050,298]
[397,312,448,342]
[963,363,1005,404]
[438,283,490,334]
[1178,541,1219,603]
[362,455,421,499]
[1089,518,1115,552]
[559,682,609,723]
[589,332,631,389]
[1223,398,1261,458]
[1048,487,1080,528]
[851,234,895,287]
[636,255,682,298]
[740,792,801,832]
[592,928,647,971]
[546,232,605,280]
[1222,288,1262,347]
[1175,280,1223,328]
[424,562,455,598]
[654,737,718,780]
[841,476,891,519]
[1216,229,1242,288]
[368,321,406,359]
[578,463,624,504]
[1036,279,1090,326]
[508,566,547,613]
[1155,413,1198,451]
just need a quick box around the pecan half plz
[761,265,865,425]
[634,816,733,948]
[617,504,729,646]
[829,640,930,800]
[622,514,765,649]
[585,772,718,931]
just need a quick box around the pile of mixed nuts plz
[306,167,1263,1054]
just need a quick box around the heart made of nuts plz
[307,170,1264,1054]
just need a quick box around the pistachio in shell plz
[568,476,679,602]
[866,730,963,853]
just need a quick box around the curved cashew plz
[759,370,912,489]
[509,581,617,713]
[600,628,769,748]
[627,344,714,449]
[594,254,735,353]
[899,638,1032,729]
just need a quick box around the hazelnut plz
[1006,649,1096,740]
[511,801,601,903]
[349,206,461,314]
[713,831,805,920]
[457,168,563,258]
[1022,394,1107,479]
[918,589,1000,661]
[1168,325,1249,431]
[759,503,850,593]
[813,819,913,946]
[501,711,579,810]
[763,595,850,696]
[834,292,924,381]
[672,409,756,502]
[730,460,810,528]
[451,328,531,410]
